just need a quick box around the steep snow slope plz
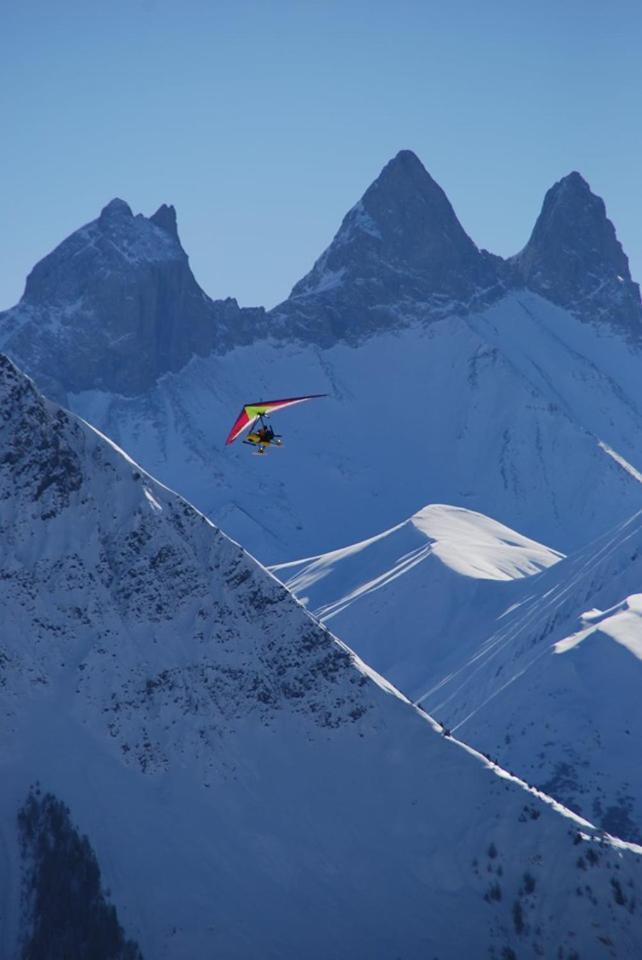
[67,291,642,562]
[276,499,642,843]
[3,355,642,958]
[414,510,642,842]
[272,504,562,699]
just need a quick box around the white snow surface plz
[412,509,642,842]
[3,355,642,958]
[555,594,642,659]
[272,504,562,699]
[275,498,642,844]
[411,504,561,579]
[66,291,642,566]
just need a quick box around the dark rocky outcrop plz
[0,199,266,398]
[271,150,507,343]
[18,789,143,960]
[1,155,639,402]
[514,171,642,335]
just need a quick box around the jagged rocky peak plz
[343,149,477,261]
[22,196,185,309]
[0,199,266,398]
[292,149,501,299]
[150,202,179,240]
[337,149,469,254]
[516,171,642,332]
[99,196,134,220]
[275,149,504,343]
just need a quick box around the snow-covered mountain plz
[275,498,642,844]
[272,503,563,700]
[58,297,642,563]
[0,198,266,399]
[3,354,642,958]
[410,508,642,844]
[2,151,641,564]
[274,499,642,842]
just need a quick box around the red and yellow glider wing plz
[225,395,327,445]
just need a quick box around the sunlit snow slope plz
[3,355,642,959]
[277,499,642,844]
[414,510,642,842]
[272,504,562,699]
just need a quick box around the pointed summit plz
[20,196,184,310]
[0,200,265,397]
[292,149,495,297]
[516,172,641,333]
[150,203,179,241]
[520,171,628,278]
[99,197,133,221]
[277,150,503,342]
[367,148,444,198]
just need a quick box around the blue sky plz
[2,0,641,309]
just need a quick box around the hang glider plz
[225,395,327,449]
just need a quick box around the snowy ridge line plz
[269,519,409,575]
[554,593,642,658]
[417,519,637,720]
[273,504,564,710]
[414,510,642,715]
[265,548,414,701]
[319,605,642,853]
[273,504,562,601]
[270,523,642,852]
[408,502,642,842]
[273,543,642,855]
[598,440,642,484]
[457,739,642,855]
[410,703,642,855]
[76,415,154,472]
[314,543,432,621]
[5,352,642,956]
[76,412,237,536]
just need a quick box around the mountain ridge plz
[2,150,640,403]
[274,493,642,841]
[271,503,563,699]
[0,198,267,398]
[3,352,642,958]
[2,154,642,564]
[414,508,642,841]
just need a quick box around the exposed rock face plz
[514,171,642,334]
[149,202,180,240]
[271,150,506,343]
[0,199,266,398]
[1,153,640,403]
[17,790,143,960]
[0,352,367,746]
